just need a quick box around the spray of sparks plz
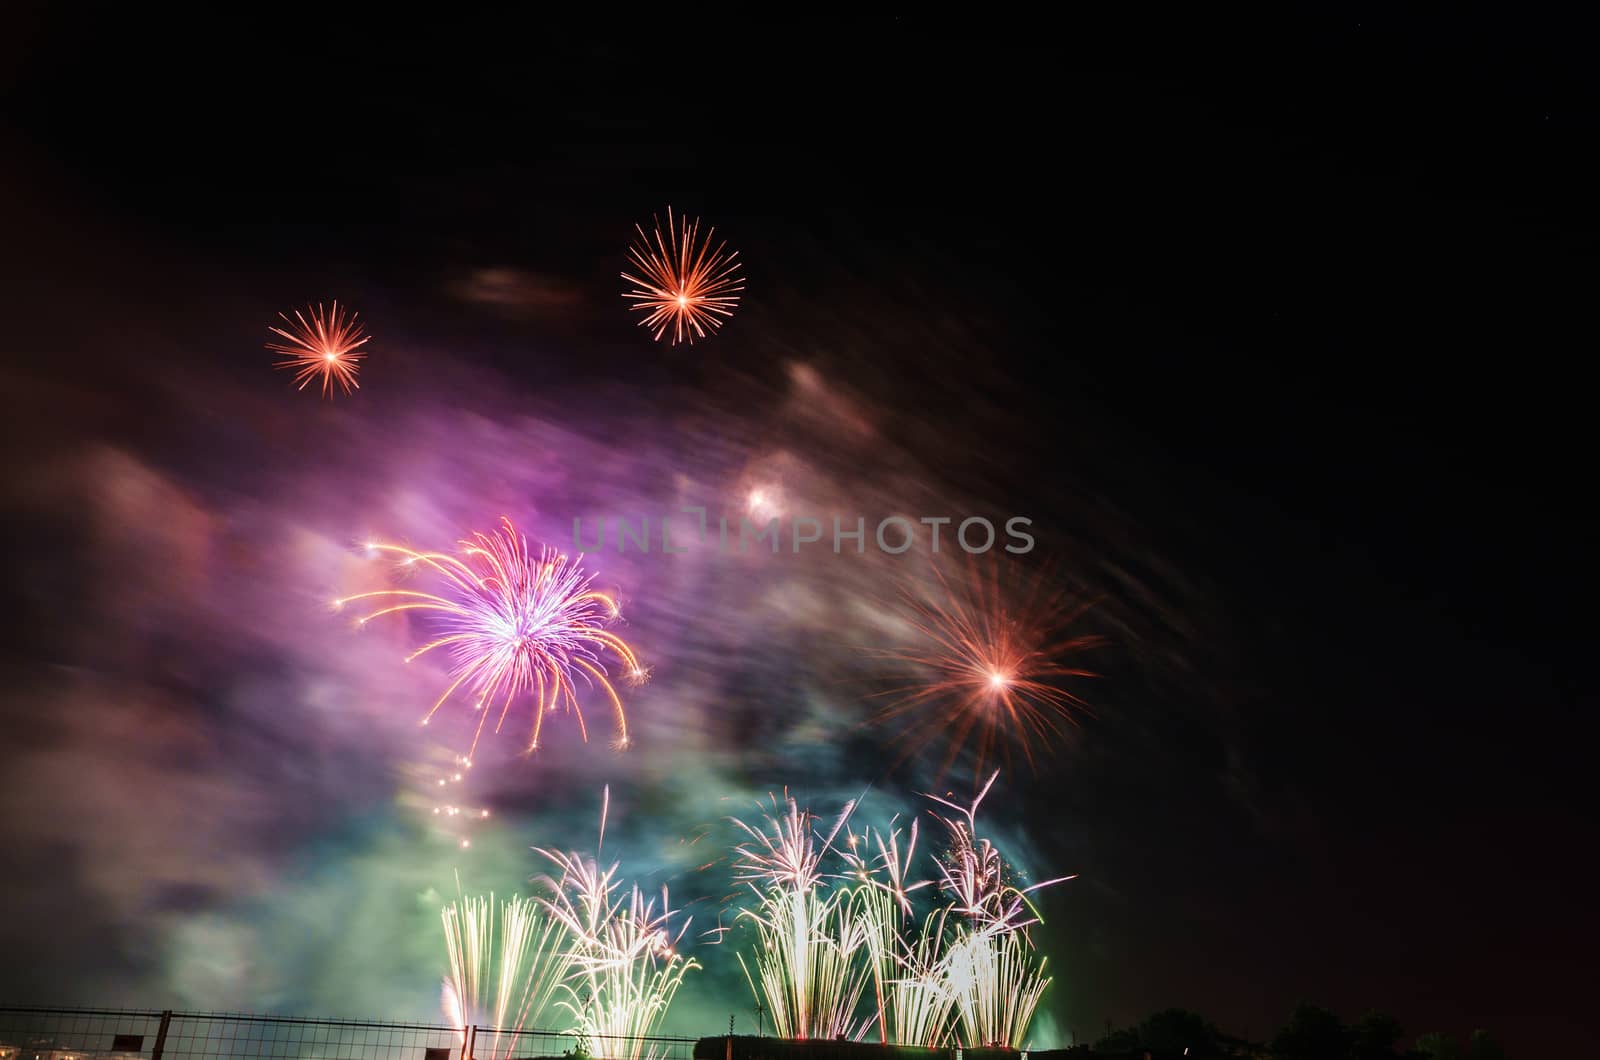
[266,301,370,398]
[729,774,1065,1048]
[621,206,744,345]
[925,771,1075,937]
[441,889,574,1059]
[732,794,873,1041]
[534,788,699,1060]
[439,793,696,1059]
[872,559,1103,780]
[336,517,642,760]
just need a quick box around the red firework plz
[871,559,1102,779]
[621,206,744,345]
[267,301,369,398]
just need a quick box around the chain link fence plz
[0,1009,697,1060]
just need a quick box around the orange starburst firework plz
[871,560,1103,779]
[621,206,744,345]
[267,300,370,398]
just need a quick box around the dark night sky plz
[1,9,1592,1058]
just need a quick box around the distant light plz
[987,671,1009,690]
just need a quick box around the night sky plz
[0,11,1590,1058]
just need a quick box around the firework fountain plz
[537,790,699,1060]
[441,791,698,1060]
[441,889,574,1060]
[732,795,874,1041]
[728,773,1068,1048]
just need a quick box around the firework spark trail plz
[925,771,1075,938]
[621,206,744,345]
[267,301,369,398]
[922,773,1063,1048]
[536,788,699,1060]
[943,927,1051,1049]
[727,777,1067,1047]
[847,874,900,1043]
[841,817,933,1042]
[732,792,856,893]
[440,890,574,1060]
[731,794,878,1041]
[870,557,1103,780]
[736,884,874,1042]
[842,817,932,918]
[887,910,957,1048]
[336,517,641,760]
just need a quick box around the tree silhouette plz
[1465,1029,1506,1060]
[1348,1011,1404,1060]
[1415,1032,1460,1060]
[1091,1026,1140,1053]
[1137,1009,1225,1056]
[1270,1003,1349,1060]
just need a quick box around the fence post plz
[150,1012,173,1060]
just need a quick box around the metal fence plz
[0,1009,697,1060]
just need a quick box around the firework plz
[621,206,744,345]
[440,890,574,1060]
[536,789,699,1060]
[732,794,875,1041]
[942,926,1050,1049]
[727,776,1066,1048]
[872,558,1102,779]
[733,792,855,893]
[887,910,957,1048]
[926,771,1075,938]
[267,301,369,398]
[336,517,640,759]
[737,884,874,1042]
[840,817,932,1042]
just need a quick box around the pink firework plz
[925,771,1074,937]
[621,206,744,345]
[732,792,857,893]
[336,517,642,759]
[267,300,370,398]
